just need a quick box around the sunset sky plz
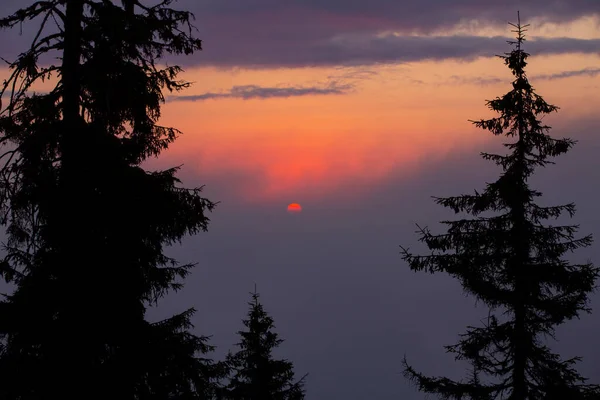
[1,1,600,399]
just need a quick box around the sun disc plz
[287,203,302,213]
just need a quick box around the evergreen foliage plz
[0,1,223,399]
[223,290,307,400]
[400,14,600,400]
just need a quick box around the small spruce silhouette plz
[223,289,307,400]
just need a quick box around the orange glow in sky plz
[1,17,598,205]
[157,49,599,204]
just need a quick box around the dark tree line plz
[401,14,600,400]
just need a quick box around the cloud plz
[326,68,379,81]
[176,33,600,69]
[535,67,600,80]
[448,75,505,86]
[1,0,599,69]
[174,0,600,68]
[168,81,354,102]
[446,67,600,86]
[192,0,598,33]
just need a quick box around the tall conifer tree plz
[400,14,600,400]
[224,290,307,400]
[0,1,223,399]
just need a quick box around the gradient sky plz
[1,1,600,399]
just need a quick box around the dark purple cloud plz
[182,0,600,68]
[1,0,598,69]
[179,28,600,68]
[199,0,597,21]
[178,33,600,69]
[167,81,354,101]
[193,0,599,33]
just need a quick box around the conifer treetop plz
[224,289,307,400]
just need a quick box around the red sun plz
[287,203,302,213]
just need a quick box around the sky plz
[1,1,600,399]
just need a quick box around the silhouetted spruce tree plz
[223,290,307,400]
[400,14,600,400]
[0,1,224,399]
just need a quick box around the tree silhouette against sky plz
[400,14,600,400]
[0,1,222,399]
[224,289,307,400]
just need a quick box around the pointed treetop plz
[499,11,532,79]
[252,282,259,306]
[225,289,307,399]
